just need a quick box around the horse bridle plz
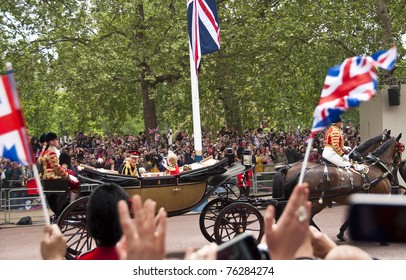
[362,140,403,189]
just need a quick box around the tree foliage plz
[0,0,405,137]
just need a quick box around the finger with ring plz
[295,205,307,222]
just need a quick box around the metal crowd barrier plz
[0,183,100,225]
[252,171,276,195]
[0,189,6,223]
[5,188,46,224]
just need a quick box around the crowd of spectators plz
[0,122,361,188]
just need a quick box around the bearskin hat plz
[59,152,71,169]
[39,133,47,144]
[45,132,58,142]
[331,116,342,123]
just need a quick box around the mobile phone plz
[217,232,261,260]
[348,193,406,243]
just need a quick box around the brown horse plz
[273,134,403,241]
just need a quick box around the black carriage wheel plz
[57,196,95,260]
[199,197,233,242]
[213,202,264,245]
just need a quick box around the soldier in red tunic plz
[43,132,80,203]
[322,116,351,167]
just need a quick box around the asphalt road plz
[1,204,406,260]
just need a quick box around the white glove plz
[343,154,350,161]
[161,158,168,169]
[343,146,352,153]
[68,174,79,183]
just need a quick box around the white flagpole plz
[32,164,50,224]
[189,42,203,162]
[298,137,313,185]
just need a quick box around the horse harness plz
[312,155,394,204]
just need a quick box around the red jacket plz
[237,170,252,187]
[76,246,119,260]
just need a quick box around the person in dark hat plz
[42,132,80,203]
[42,132,67,179]
[59,151,71,170]
[37,133,48,177]
[322,116,351,167]
[118,151,140,176]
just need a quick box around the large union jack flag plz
[0,64,35,166]
[187,0,220,74]
[311,46,397,137]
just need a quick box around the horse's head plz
[370,135,404,169]
[353,131,393,161]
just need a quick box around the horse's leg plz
[337,219,348,241]
[310,201,324,231]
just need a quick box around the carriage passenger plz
[322,116,351,167]
[118,151,141,176]
[163,150,180,175]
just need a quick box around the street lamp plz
[242,148,252,167]
[226,147,235,166]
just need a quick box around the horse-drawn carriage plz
[43,156,273,259]
[43,131,404,259]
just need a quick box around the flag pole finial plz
[5,62,12,70]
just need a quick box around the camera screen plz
[349,200,406,243]
[217,233,261,260]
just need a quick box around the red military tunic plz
[324,125,345,156]
[42,146,68,179]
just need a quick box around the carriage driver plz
[119,151,141,177]
[42,132,80,203]
[322,116,351,167]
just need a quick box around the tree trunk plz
[221,89,243,134]
[376,0,393,46]
[140,68,158,131]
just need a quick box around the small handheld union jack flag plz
[311,46,397,137]
[187,0,220,74]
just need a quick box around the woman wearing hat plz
[43,132,80,203]
[322,116,351,167]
